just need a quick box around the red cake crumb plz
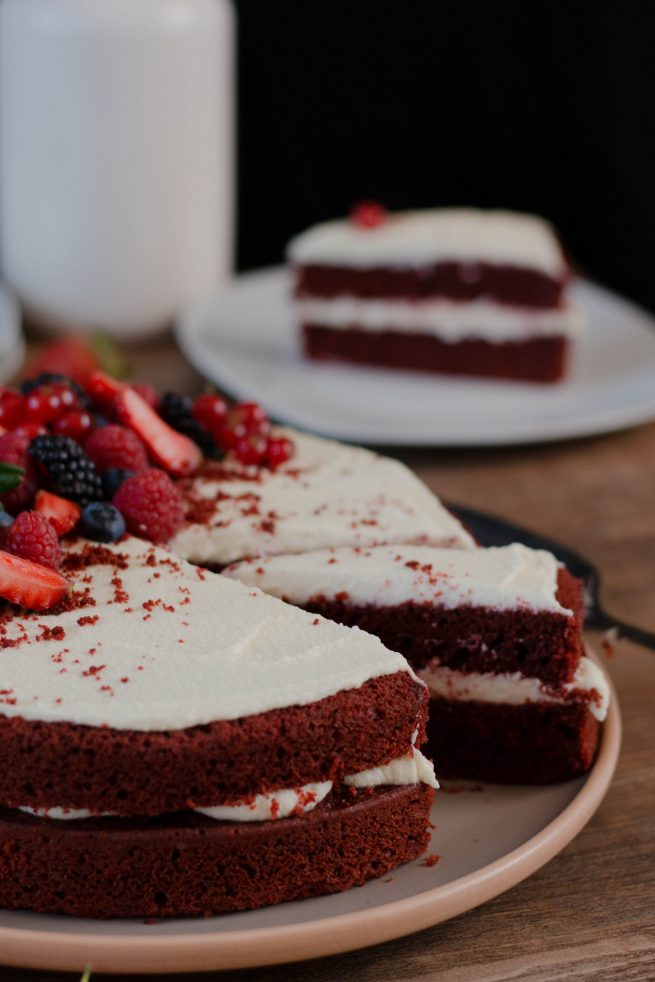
[423,854,441,867]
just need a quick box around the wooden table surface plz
[1,337,654,982]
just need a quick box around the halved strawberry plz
[114,388,201,477]
[0,550,70,611]
[35,490,81,537]
[86,370,124,409]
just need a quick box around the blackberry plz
[20,373,91,408]
[29,435,103,506]
[158,392,224,460]
[80,502,126,543]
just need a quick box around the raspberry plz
[84,425,149,474]
[113,469,184,543]
[2,511,62,570]
[0,430,37,514]
[0,390,25,429]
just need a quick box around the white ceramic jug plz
[0,0,234,338]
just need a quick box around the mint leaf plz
[0,462,23,493]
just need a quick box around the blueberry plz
[102,468,134,500]
[92,414,111,430]
[0,511,14,529]
[81,502,126,543]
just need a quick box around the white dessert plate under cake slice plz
[0,656,620,975]
[175,267,655,446]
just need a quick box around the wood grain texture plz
[1,340,653,981]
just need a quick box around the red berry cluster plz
[192,395,294,469]
[0,361,295,611]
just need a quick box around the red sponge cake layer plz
[0,784,433,918]
[303,325,568,383]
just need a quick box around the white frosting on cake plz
[170,428,474,566]
[287,208,566,276]
[223,543,572,616]
[420,656,610,722]
[296,297,582,341]
[0,536,415,731]
[18,748,438,822]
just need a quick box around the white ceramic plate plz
[176,268,655,446]
[0,660,620,975]
[0,283,24,385]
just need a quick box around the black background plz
[235,2,655,310]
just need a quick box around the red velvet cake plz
[225,543,610,784]
[288,206,581,382]
[168,427,474,567]
[0,536,437,918]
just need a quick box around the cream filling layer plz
[420,655,609,722]
[18,749,438,822]
[296,297,582,341]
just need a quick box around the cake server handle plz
[588,612,655,652]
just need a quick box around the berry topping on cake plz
[113,469,184,543]
[52,409,94,443]
[0,549,70,610]
[131,382,158,409]
[235,434,269,466]
[350,200,388,229]
[2,510,62,570]
[114,388,201,478]
[30,336,101,385]
[160,393,223,459]
[85,424,149,474]
[0,430,37,514]
[34,490,81,537]
[191,393,228,436]
[264,436,295,469]
[30,435,103,507]
[0,389,25,430]
[101,468,134,500]
[85,370,124,408]
[80,501,126,543]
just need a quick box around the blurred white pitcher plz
[0,0,234,338]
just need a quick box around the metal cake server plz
[448,502,655,651]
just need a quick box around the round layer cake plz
[0,536,437,917]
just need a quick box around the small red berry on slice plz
[2,511,62,570]
[114,388,201,477]
[0,549,69,610]
[234,434,268,466]
[85,424,149,474]
[350,200,387,229]
[0,390,25,430]
[265,436,295,469]
[131,382,158,409]
[113,468,184,543]
[52,409,94,442]
[35,490,81,537]
[86,370,124,409]
[0,430,37,514]
[191,393,228,437]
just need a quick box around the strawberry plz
[0,550,69,611]
[35,490,81,537]
[114,388,201,477]
[85,370,124,410]
[30,336,100,386]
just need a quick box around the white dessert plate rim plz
[0,651,620,975]
[175,266,655,446]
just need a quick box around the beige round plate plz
[0,662,620,975]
